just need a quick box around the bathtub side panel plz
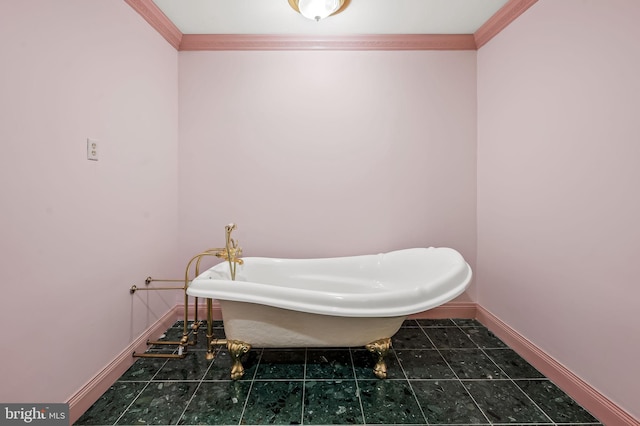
[220,301,405,348]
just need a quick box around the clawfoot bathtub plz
[186,247,472,379]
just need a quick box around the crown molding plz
[474,0,538,48]
[125,0,536,51]
[124,0,182,49]
[179,34,476,51]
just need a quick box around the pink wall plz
[477,0,640,419]
[177,51,478,299]
[0,1,179,403]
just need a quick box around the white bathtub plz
[187,247,472,348]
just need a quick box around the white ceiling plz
[152,0,511,35]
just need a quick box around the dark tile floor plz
[75,319,601,425]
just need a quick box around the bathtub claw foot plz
[227,340,251,380]
[366,337,391,379]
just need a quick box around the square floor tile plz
[75,381,147,425]
[410,379,489,424]
[391,328,434,349]
[463,380,552,424]
[241,380,304,425]
[153,352,212,381]
[119,358,167,381]
[425,327,478,349]
[465,327,508,349]
[440,349,507,379]
[395,350,456,379]
[179,381,251,425]
[254,349,306,380]
[452,318,483,327]
[358,379,426,424]
[304,380,363,424]
[400,319,420,328]
[415,319,456,327]
[516,379,599,423]
[157,326,187,343]
[484,348,545,379]
[306,349,355,379]
[116,381,199,425]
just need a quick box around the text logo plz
[2,404,68,425]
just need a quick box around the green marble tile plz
[146,327,202,353]
[516,379,600,423]
[400,319,419,328]
[212,326,226,339]
[241,380,303,425]
[116,381,198,425]
[156,326,187,342]
[391,328,434,349]
[463,380,552,424]
[415,319,456,327]
[178,381,251,425]
[185,333,212,351]
[395,350,456,379]
[485,348,545,379]
[75,381,147,425]
[254,349,306,380]
[204,348,260,381]
[306,349,355,379]
[425,327,477,349]
[143,328,184,353]
[440,349,507,379]
[152,352,212,381]
[465,326,508,348]
[303,380,363,424]
[77,318,607,426]
[410,380,489,424]
[141,345,177,355]
[119,358,167,381]
[452,318,483,327]
[358,379,426,424]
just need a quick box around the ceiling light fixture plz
[288,0,346,22]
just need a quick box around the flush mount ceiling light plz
[288,0,347,21]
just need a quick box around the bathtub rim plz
[186,247,473,318]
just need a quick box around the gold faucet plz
[215,223,243,280]
[214,246,243,264]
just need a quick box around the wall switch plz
[87,138,99,161]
